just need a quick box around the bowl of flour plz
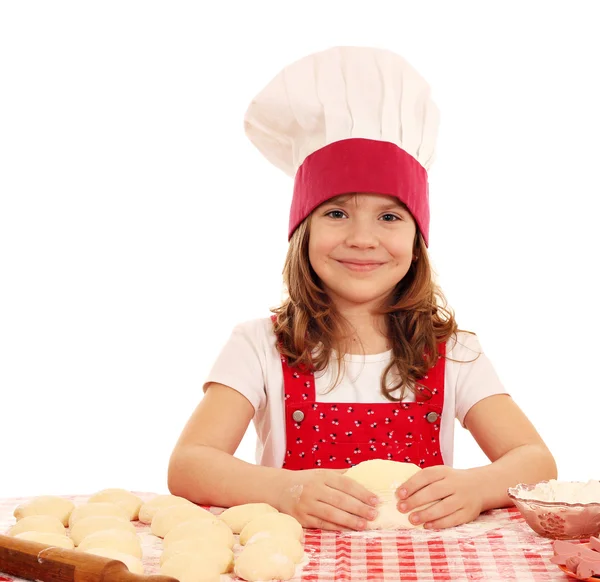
[508,480,600,540]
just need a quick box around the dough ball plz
[163,517,234,550]
[344,459,433,530]
[13,496,75,527]
[150,504,214,538]
[70,515,136,546]
[138,494,193,524]
[234,542,295,582]
[160,538,233,571]
[14,531,74,549]
[78,529,142,559]
[161,549,233,580]
[239,513,303,545]
[246,533,304,563]
[218,503,278,534]
[88,489,143,521]
[85,547,144,574]
[9,515,66,537]
[68,502,130,528]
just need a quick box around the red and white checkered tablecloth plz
[0,493,570,582]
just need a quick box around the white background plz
[1,1,598,499]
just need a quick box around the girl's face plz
[308,193,417,311]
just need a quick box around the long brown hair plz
[271,198,477,402]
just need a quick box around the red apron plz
[279,336,446,471]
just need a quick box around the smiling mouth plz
[335,260,385,272]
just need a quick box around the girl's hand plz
[275,468,380,531]
[395,466,485,529]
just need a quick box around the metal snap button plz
[292,410,305,422]
[426,411,439,423]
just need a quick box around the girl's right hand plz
[274,468,380,531]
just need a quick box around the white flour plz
[519,479,600,504]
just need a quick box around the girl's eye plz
[381,213,401,222]
[325,210,346,219]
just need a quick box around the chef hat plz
[244,46,440,246]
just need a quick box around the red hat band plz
[290,138,430,246]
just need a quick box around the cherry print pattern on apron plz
[280,338,446,471]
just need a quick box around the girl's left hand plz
[396,466,485,529]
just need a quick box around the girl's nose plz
[345,219,378,248]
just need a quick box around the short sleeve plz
[202,322,268,413]
[450,332,509,428]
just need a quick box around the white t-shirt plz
[203,317,508,468]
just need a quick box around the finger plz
[308,501,368,531]
[319,485,378,522]
[422,508,471,530]
[398,480,453,513]
[302,514,347,531]
[396,466,447,500]
[409,495,462,527]
[329,474,380,508]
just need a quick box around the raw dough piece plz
[68,502,130,527]
[344,459,433,530]
[163,517,234,549]
[160,537,233,566]
[9,515,66,537]
[239,513,303,545]
[70,515,136,546]
[14,531,74,549]
[235,542,295,581]
[246,533,304,563]
[85,547,144,574]
[151,504,214,538]
[78,529,142,559]
[138,494,193,524]
[161,549,233,580]
[88,489,143,520]
[13,496,75,526]
[218,503,278,534]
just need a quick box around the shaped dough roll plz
[239,513,303,545]
[138,494,193,524]
[88,489,143,521]
[151,504,214,538]
[13,496,75,527]
[14,531,74,549]
[69,502,130,528]
[218,503,278,534]
[70,515,136,546]
[9,515,66,537]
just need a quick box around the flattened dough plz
[161,549,233,579]
[344,459,434,530]
[218,503,278,534]
[239,513,303,545]
[151,504,214,538]
[70,515,136,546]
[69,502,130,527]
[138,494,193,524]
[160,537,233,566]
[235,542,295,582]
[245,533,304,563]
[163,517,234,549]
[78,529,142,559]
[13,496,75,526]
[9,515,66,537]
[88,489,143,520]
[14,531,74,549]
[85,547,144,574]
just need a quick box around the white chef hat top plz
[244,46,440,245]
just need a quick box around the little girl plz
[168,46,557,532]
